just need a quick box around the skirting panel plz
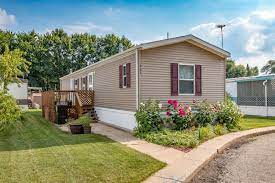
[239,105,275,117]
[95,107,137,131]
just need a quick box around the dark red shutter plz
[119,65,123,88]
[195,65,202,96]
[171,63,178,96]
[126,63,131,88]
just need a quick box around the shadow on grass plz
[0,110,113,152]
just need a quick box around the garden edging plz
[144,126,275,183]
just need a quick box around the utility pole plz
[216,24,226,48]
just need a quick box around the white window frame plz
[88,72,94,90]
[70,79,74,90]
[178,63,195,95]
[74,79,78,90]
[122,64,127,88]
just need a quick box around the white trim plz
[135,48,139,110]
[95,107,136,131]
[140,34,230,57]
[178,63,195,95]
[88,72,94,90]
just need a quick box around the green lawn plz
[0,111,165,183]
[240,115,275,130]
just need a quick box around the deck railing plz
[42,90,94,123]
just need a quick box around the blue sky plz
[0,0,275,68]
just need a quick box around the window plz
[123,64,127,88]
[88,72,94,90]
[74,79,78,90]
[179,64,195,94]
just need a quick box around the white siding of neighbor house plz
[7,82,28,110]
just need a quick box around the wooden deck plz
[42,90,95,123]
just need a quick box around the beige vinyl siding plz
[60,51,136,111]
[94,53,136,111]
[140,41,225,105]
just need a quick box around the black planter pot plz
[70,124,83,134]
[83,126,91,134]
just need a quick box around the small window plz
[179,64,195,94]
[88,72,94,90]
[74,79,78,90]
[123,64,127,88]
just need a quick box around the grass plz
[0,110,165,183]
[240,115,275,130]
[137,116,275,149]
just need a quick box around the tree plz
[0,46,30,92]
[0,46,28,134]
[261,60,275,74]
[0,29,133,90]
[226,59,259,78]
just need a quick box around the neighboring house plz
[226,74,275,117]
[60,34,230,131]
[7,80,28,110]
[28,87,43,108]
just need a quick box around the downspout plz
[135,48,140,110]
[263,80,268,117]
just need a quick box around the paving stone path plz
[190,133,275,183]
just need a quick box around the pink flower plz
[185,106,192,112]
[173,100,179,109]
[178,108,186,117]
[166,111,171,117]
[168,99,173,105]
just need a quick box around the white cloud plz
[64,22,112,34]
[0,8,16,29]
[132,35,166,45]
[190,9,275,70]
[245,33,266,53]
[104,7,121,16]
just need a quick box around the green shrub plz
[137,129,199,148]
[215,99,243,130]
[0,91,22,134]
[194,100,215,126]
[198,124,215,141]
[135,99,162,133]
[213,124,228,135]
[68,115,91,126]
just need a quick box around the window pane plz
[179,80,194,94]
[123,65,126,75]
[123,76,127,86]
[89,75,93,86]
[179,65,194,79]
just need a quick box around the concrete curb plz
[144,126,275,183]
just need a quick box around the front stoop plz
[90,123,275,183]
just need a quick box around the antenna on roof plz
[216,24,226,48]
[166,32,169,39]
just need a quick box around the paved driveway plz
[191,133,275,183]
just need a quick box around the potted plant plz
[68,115,92,134]
[78,115,92,134]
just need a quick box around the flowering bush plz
[193,100,216,127]
[164,99,192,130]
[214,99,243,130]
[135,99,162,133]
